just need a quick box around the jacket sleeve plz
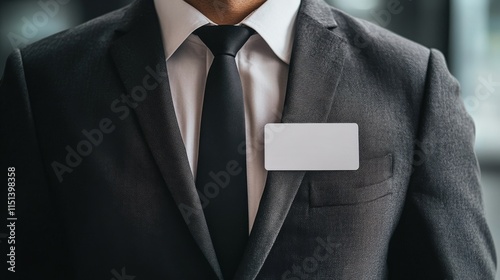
[0,50,70,279]
[387,49,497,279]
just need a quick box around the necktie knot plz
[194,25,255,57]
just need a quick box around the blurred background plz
[0,0,499,277]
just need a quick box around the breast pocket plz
[308,154,393,207]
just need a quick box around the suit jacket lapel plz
[235,0,347,278]
[109,1,223,278]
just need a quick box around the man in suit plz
[0,0,496,279]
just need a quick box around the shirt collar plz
[153,0,301,64]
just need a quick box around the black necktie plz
[194,25,254,279]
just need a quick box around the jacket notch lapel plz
[235,0,348,278]
[109,1,223,278]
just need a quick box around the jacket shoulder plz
[330,7,431,76]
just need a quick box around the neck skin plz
[184,0,266,25]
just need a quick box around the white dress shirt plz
[153,0,301,232]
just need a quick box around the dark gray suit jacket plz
[0,0,496,279]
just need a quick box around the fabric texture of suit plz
[0,0,496,279]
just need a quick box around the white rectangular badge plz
[264,123,359,171]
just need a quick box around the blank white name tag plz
[264,123,359,171]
